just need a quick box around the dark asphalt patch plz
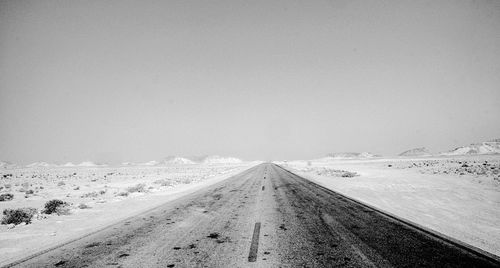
[84,242,100,248]
[54,260,66,267]
[248,222,261,262]
[207,232,220,239]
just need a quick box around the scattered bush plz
[57,181,66,186]
[341,172,358,178]
[43,199,69,215]
[117,192,129,197]
[153,179,173,187]
[180,178,195,184]
[81,191,99,198]
[0,193,14,201]
[77,203,91,209]
[1,207,37,225]
[126,183,147,193]
[4,184,12,189]
[25,189,34,195]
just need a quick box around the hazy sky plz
[1,0,500,164]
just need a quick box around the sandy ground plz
[0,163,258,265]
[280,155,500,257]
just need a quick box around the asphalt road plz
[7,163,500,267]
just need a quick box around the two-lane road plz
[7,163,499,267]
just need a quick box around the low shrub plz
[80,191,99,198]
[1,207,37,225]
[341,172,358,178]
[0,193,14,201]
[180,178,194,184]
[117,192,129,197]
[77,203,91,209]
[153,179,173,187]
[57,181,65,186]
[126,183,147,193]
[43,199,70,215]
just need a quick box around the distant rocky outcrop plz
[139,160,160,166]
[398,147,432,157]
[26,162,56,168]
[441,139,500,156]
[162,156,196,165]
[120,155,244,166]
[200,155,243,164]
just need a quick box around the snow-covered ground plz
[0,162,258,265]
[280,155,500,257]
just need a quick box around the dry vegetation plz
[0,164,245,228]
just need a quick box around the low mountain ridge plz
[441,140,500,156]
[139,160,160,166]
[399,147,433,157]
[325,152,380,159]
[162,156,196,165]
[200,155,243,164]
[26,162,56,168]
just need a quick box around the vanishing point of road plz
[5,163,500,267]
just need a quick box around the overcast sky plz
[1,0,499,164]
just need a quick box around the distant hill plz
[200,155,243,164]
[139,160,160,166]
[77,161,106,167]
[162,156,196,165]
[325,152,380,159]
[399,147,433,157]
[185,155,209,163]
[26,162,56,168]
[441,139,500,156]
[0,161,16,169]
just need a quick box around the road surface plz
[6,163,500,267]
